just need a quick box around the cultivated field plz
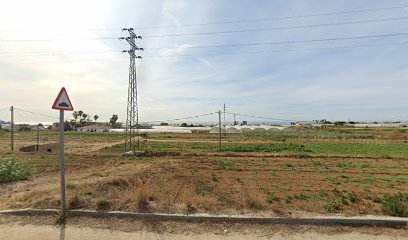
[0,127,407,217]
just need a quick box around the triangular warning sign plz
[52,87,74,111]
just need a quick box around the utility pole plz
[10,106,14,152]
[121,28,143,153]
[218,110,222,151]
[223,104,226,136]
[36,124,40,151]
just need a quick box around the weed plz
[293,193,309,201]
[66,182,77,189]
[367,195,382,203]
[136,190,150,212]
[245,193,265,210]
[323,200,343,213]
[96,197,110,211]
[285,163,294,168]
[0,157,32,183]
[55,212,66,224]
[347,192,359,203]
[88,172,104,178]
[381,193,408,217]
[195,182,210,196]
[218,195,234,206]
[68,194,83,209]
[266,192,281,204]
[191,168,198,175]
[211,172,218,182]
[217,160,236,170]
[325,176,340,185]
[285,195,293,204]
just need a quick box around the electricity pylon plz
[120,28,143,153]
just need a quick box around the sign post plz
[52,87,74,219]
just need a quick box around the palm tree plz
[78,110,83,120]
[72,111,79,130]
[110,114,118,128]
[94,115,99,122]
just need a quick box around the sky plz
[1,0,408,124]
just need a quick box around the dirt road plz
[0,215,407,240]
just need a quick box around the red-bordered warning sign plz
[52,87,74,111]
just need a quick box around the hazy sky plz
[1,0,408,124]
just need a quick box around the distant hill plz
[0,120,10,124]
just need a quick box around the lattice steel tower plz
[121,28,143,152]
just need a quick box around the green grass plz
[306,142,408,158]
[108,142,312,153]
[108,141,408,159]
[243,129,375,140]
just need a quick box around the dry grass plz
[0,129,407,217]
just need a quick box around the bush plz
[382,193,408,217]
[0,157,31,183]
[323,200,343,213]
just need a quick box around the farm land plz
[0,127,407,217]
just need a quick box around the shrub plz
[0,157,31,183]
[244,193,265,210]
[266,192,281,204]
[381,193,408,217]
[323,200,343,213]
[96,197,110,210]
[347,192,359,203]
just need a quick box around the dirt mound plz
[19,143,60,153]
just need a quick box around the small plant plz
[211,172,218,182]
[96,197,110,211]
[266,192,281,204]
[293,193,309,201]
[323,200,343,213]
[217,160,236,170]
[68,194,83,209]
[55,212,66,224]
[67,182,77,189]
[285,195,293,204]
[137,190,150,212]
[381,193,408,217]
[0,157,32,183]
[245,193,265,210]
[347,192,359,203]
[195,182,210,196]
[218,195,234,206]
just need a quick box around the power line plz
[226,112,311,123]
[145,41,408,58]
[100,4,408,30]
[2,15,408,43]
[144,16,408,38]
[14,107,58,120]
[0,37,118,42]
[1,50,123,58]
[147,32,408,50]
[144,112,218,124]
[9,40,408,64]
[1,5,408,33]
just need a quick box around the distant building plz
[77,125,111,133]
[242,121,248,125]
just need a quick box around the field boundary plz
[0,209,406,227]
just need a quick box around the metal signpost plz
[52,87,74,219]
